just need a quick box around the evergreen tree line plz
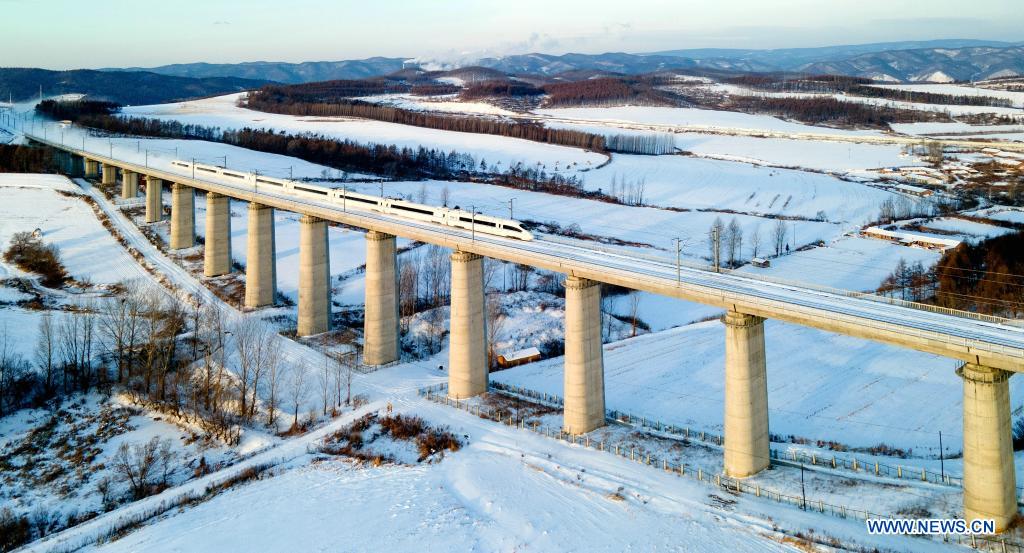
[245,87,607,151]
[0,144,56,173]
[35,99,120,120]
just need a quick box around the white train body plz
[171,160,533,241]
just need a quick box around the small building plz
[862,226,961,251]
[497,347,542,369]
[750,257,770,268]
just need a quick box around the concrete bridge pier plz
[563,275,606,434]
[145,177,163,223]
[722,311,770,478]
[363,230,399,366]
[69,154,84,177]
[84,159,99,178]
[297,215,330,336]
[169,183,195,250]
[959,363,1018,532]
[448,251,487,398]
[101,163,116,186]
[121,170,138,199]
[244,203,277,309]
[203,192,232,277]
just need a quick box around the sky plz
[0,0,1021,69]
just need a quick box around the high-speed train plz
[171,160,533,241]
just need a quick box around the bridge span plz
[24,129,1024,531]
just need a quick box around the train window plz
[475,219,496,227]
[392,203,433,215]
[256,178,282,186]
[346,196,377,204]
[197,166,217,173]
[223,172,245,179]
[296,186,327,195]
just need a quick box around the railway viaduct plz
[36,136,1024,532]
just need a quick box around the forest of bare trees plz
[245,86,606,151]
[727,95,950,128]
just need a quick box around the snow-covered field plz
[735,235,941,291]
[0,174,149,285]
[355,93,518,116]
[872,84,1024,109]
[548,120,924,171]
[536,106,884,136]
[582,153,909,224]
[493,318,978,452]
[121,94,606,174]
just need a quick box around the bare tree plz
[628,293,641,337]
[35,313,56,396]
[772,219,788,256]
[264,340,283,427]
[318,346,331,416]
[724,218,743,268]
[440,185,450,207]
[749,229,762,259]
[485,295,505,369]
[287,365,308,429]
[707,217,724,270]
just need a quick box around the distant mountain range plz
[0,68,269,104]
[104,57,407,85]
[5,39,1023,106]
[100,40,1024,85]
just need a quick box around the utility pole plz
[712,226,721,273]
[939,431,944,481]
[471,205,476,242]
[342,184,347,212]
[672,238,682,284]
[508,197,515,219]
[379,181,384,198]
[800,463,807,511]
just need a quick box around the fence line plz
[421,382,1021,552]
[488,380,1024,498]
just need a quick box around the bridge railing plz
[542,234,1022,328]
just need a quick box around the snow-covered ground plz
[0,174,149,285]
[121,94,606,175]
[548,120,925,172]
[354,93,518,116]
[493,318,979,453]
[582,153,911,224]
[536,106,885,136]
[967,205,1024,225]
[871,84,1024,109]
[735,235,941,291]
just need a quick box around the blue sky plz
[1,0,1021,69]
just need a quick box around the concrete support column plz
[723,311,770,478]
[244,203,277,309]
[121,170,138,199]
[959,363,1017,532]
[84,159,99,178]
[563,275,605,434]
[70,154,83,177]
[203,192,232,277]
[448,251,487,398]
[145,177,163,223]
[169,183,195,250]
[363,231,399,366]
[101,163,116,185]
[297,215,330,336]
